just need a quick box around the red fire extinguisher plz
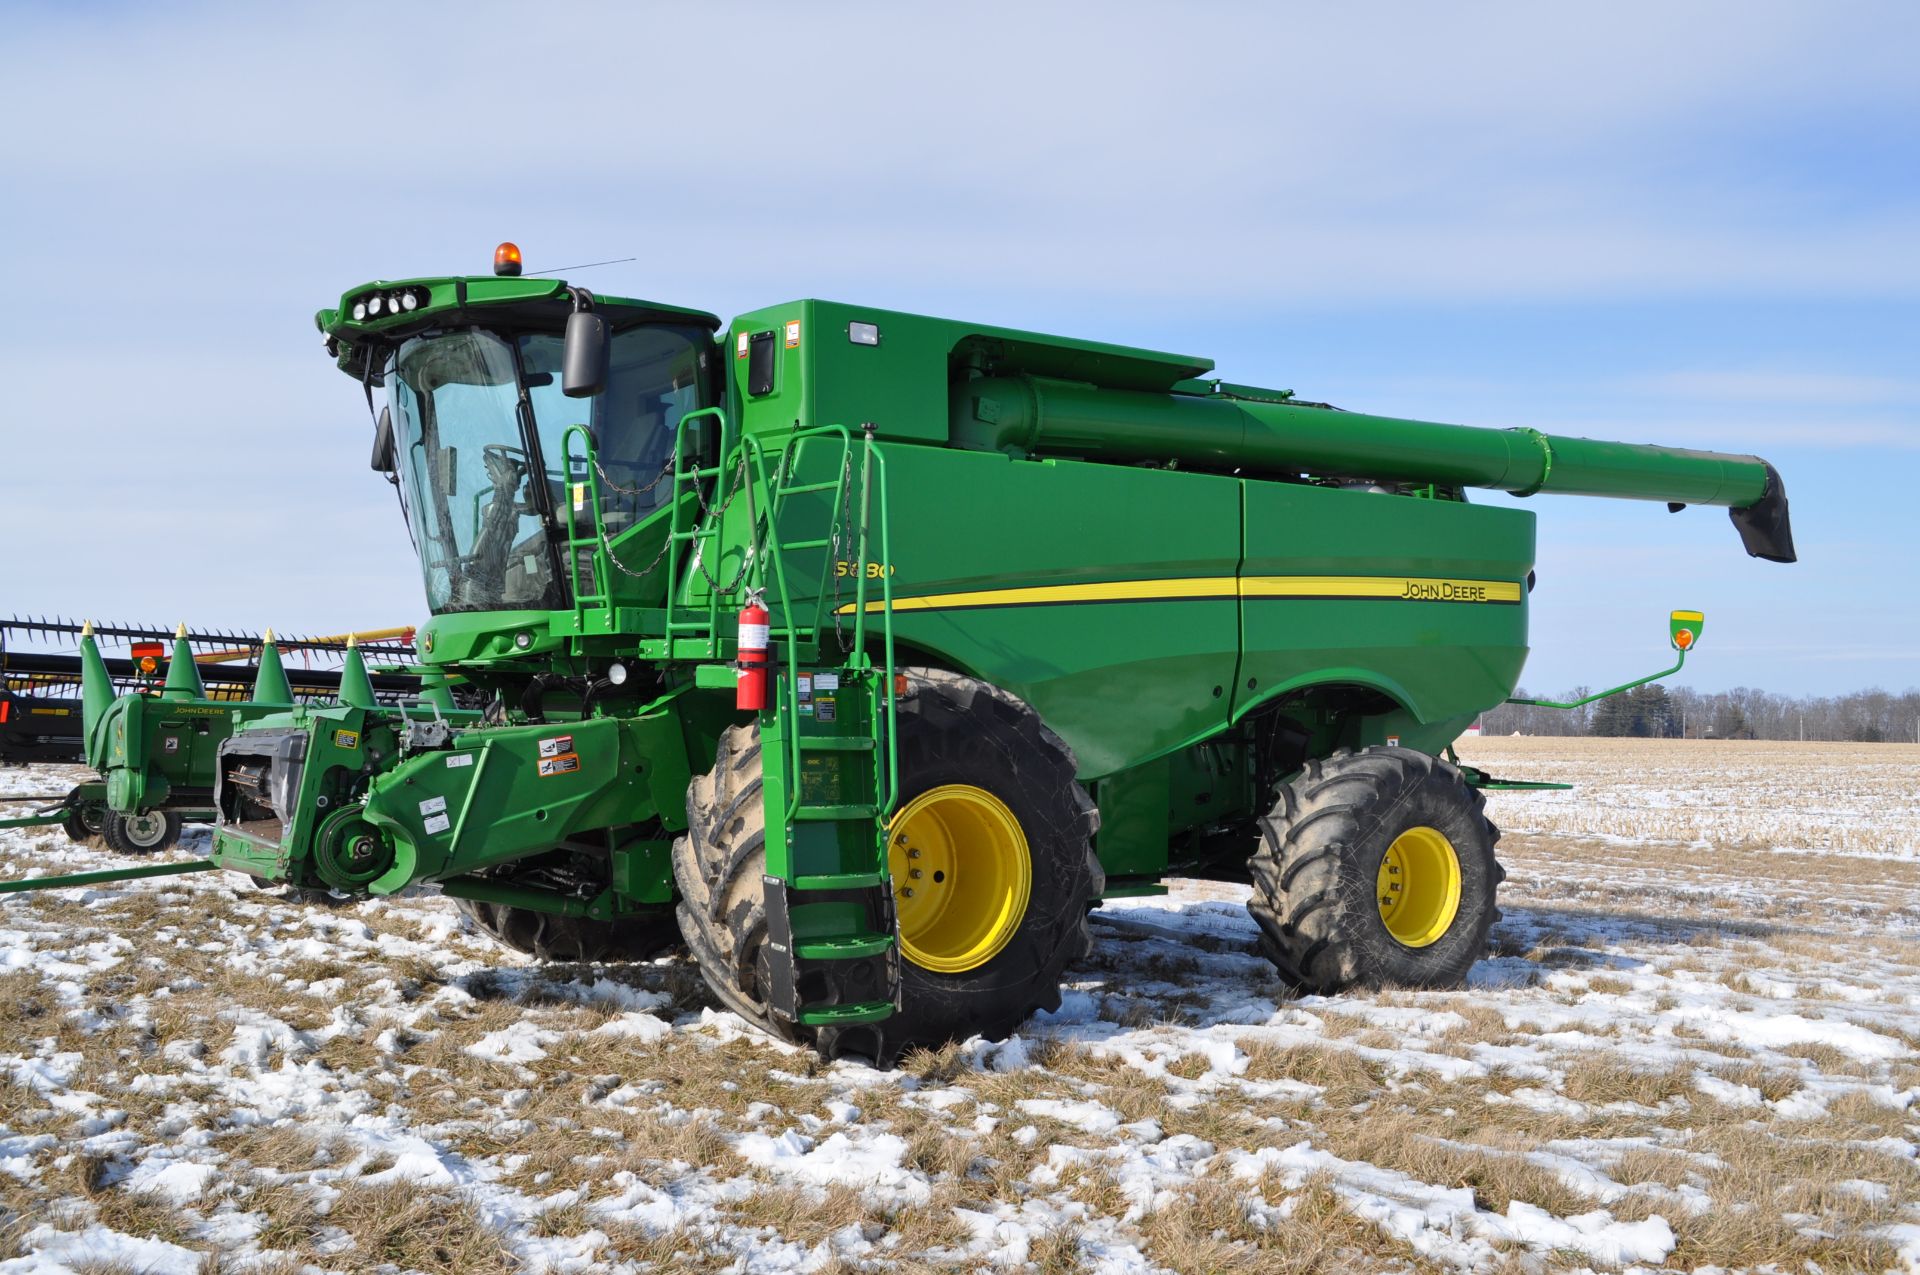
[736,592,770,711]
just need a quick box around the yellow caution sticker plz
[333,729,360,750]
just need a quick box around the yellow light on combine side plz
[494,242,523,277]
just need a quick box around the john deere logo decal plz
[1398,579,1492,602]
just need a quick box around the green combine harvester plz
[6,243,1794,1063]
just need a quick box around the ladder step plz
[792,871,886,890]
[793,932,894,961]
[796,1000,895,1027]
[792,804,878,821]
[796,737,874,752]
[778,538,833,551]
[775,480,841,496]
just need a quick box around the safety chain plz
[595,524,671,581]
[590,450,676,499]
[589,451,680,582]
[689,448,758,595]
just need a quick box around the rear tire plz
[1248,746,1503,992]
[62,800,106,847]
[455,897,681,964]
[674,669,1102,1064]
[101,810,181,854]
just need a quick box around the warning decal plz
[537,734,574,759]
[538,753,582,778]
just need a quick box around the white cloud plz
[3,2,1916,307]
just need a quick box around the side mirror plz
[1670,610,1704,652]
[563,309,609,398]
[370,405,396,473]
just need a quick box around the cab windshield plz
[387,324,712,614]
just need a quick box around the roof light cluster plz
[350,286,431,322]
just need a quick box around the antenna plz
[526,256,638,277]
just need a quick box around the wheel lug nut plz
[907,848,920,859]
[901,887,914,898]
[910,868,922,879]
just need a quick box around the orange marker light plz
[1675,629,1693,650]
[138,655,158,674]
[494,242,523,277]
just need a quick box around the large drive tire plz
[1248,746,1503,992]
[101,810,181,854]
[674,669,1102,1064]
[455,897,681,964]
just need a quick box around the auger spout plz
[950,375,1796,562]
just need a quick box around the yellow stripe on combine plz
[834,575,1521,615]
[850,577,1238,614]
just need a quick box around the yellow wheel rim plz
[887,784,1032,974]
[1375,825,1462,948]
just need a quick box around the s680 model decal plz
[834,560,896,579]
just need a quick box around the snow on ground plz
[1455,736,1920,859]
[1,744,1918,1273]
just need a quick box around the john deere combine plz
[30,244,1792,1062]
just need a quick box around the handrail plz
[667,406,734,653]
[753,423,900,818]
[561,410,897,814]
[559,423,610,624]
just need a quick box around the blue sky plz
[1,3,1914,696]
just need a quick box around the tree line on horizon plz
[1478,684,1920,742]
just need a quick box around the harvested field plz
[1,741,1917,1272]
[1455,735,1920,859]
